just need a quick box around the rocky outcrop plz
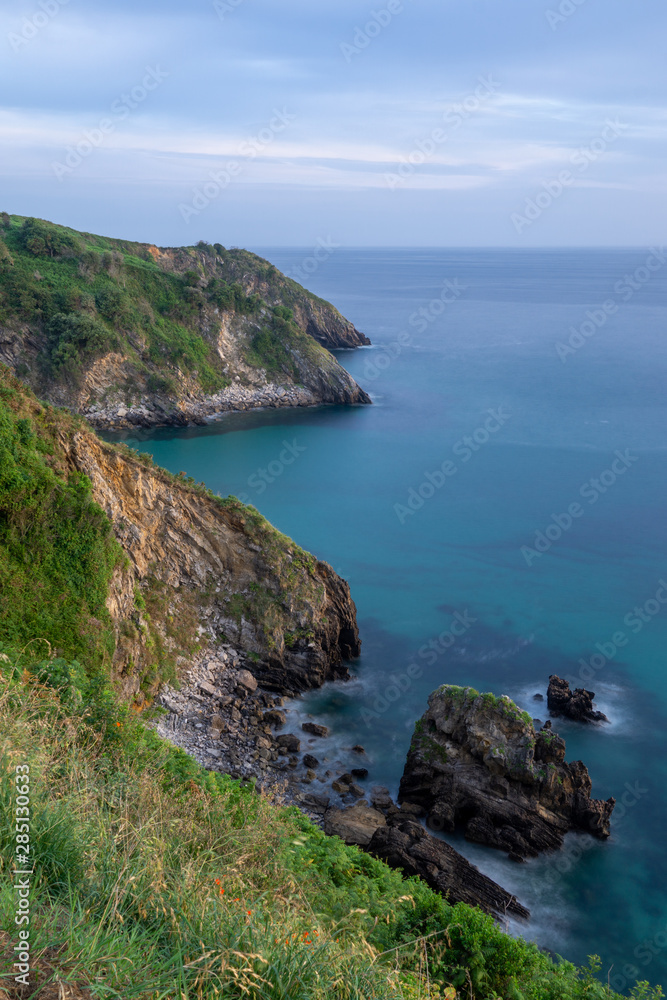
[368,819,529,921]
[547,675,609,724]
[322,801,528,921]
[0,219,371,430]
[399,686,615,859]
[53,420,360,699]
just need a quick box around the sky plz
[0,0,665,247]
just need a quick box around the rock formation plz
[547,675,609,724]
[399,686,615,859]
[36,395,361,699]
[323,802,529,921]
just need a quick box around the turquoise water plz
[112,249,667,992]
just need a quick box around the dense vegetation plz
[0,214,314,394]
[0,374,662,998]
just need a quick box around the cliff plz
[0,214,370,430]
[399,685,615,859]
[0,365,360,703]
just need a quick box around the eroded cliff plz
[0,215,371,430]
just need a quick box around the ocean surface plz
[112,248,667,993]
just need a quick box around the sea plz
[110,248,667,993]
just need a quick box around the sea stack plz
[399,685,615,859]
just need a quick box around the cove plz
[107,248,667,990]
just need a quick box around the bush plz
[19,217,82,259]
[47,312,118,375]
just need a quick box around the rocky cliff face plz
[55,423,360,700]
[0,216,371,431]
[399,686,615,859]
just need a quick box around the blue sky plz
[1,0,665,246]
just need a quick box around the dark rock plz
[351,767,369,779]
[533,693,544,701]
[368,821,529,921]
[324,804,386,846]
[276,733,300,752]
[302,754,320,769]
[351,744,366,754]
[331,780,348,794]
[298,792,330,813]
[302,722,329,737]
[337,773,354,785]
[547,675,609,724]
[348,783,365,798]
[399,685,615,859]
[263,709,287,728]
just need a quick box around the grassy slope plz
[0,380,662,998]
[0,214,347,398]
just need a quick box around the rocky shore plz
[154,655,531,923]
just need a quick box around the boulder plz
[302,722,329,737]
[263,709,287,727]
[236,669,258,693]
[399,685,615,859]
[276,733,300,753]
[547,675,609,724]
[324,804,386,846]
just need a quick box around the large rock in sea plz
[399,685,615,859]
[547,674,609,724]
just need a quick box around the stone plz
[276,734,300,753]
[331,780,348,794]
[302,722,329,738]
[302,754,319,769]
[337,773,354,785]
[351,767,368,779]
[533,693,544,701]
[210,714,225,731]
[206,749,222,758]
[236,669,258,693]
[209,729,221,740]
[199,680,218,697]
[324,804,387,847]
[547,675,609,724]
[348,783,365,798]
[399,685,615,859]
[263,709,287,727]
[351,744,366,754]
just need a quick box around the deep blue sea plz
[114,248,667,993]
